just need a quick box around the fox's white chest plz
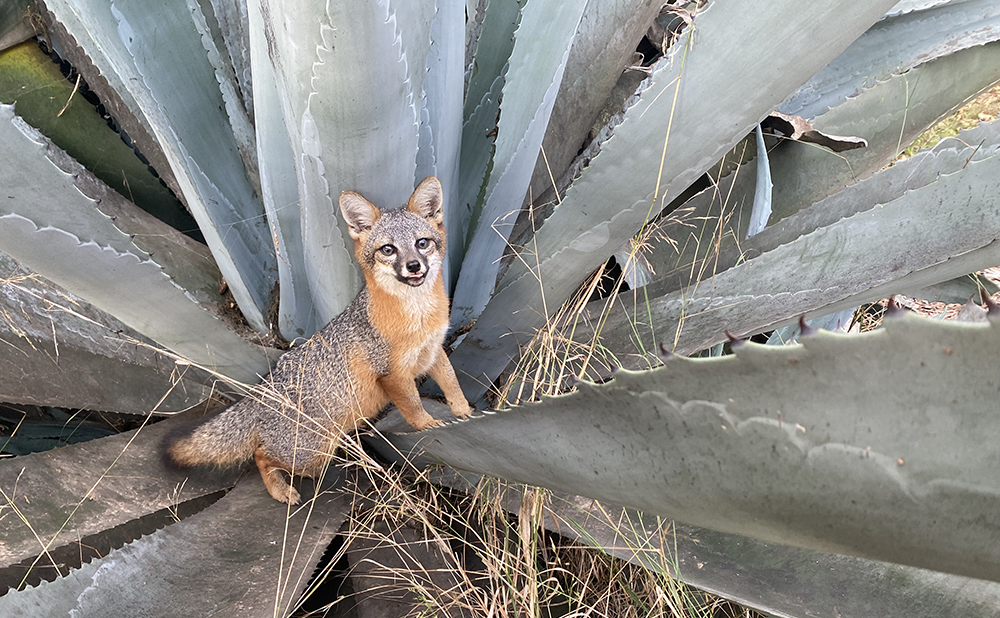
[399,322,448,372]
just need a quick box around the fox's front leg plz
[427,348,471,419]
[378,373,442,430]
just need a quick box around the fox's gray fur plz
[165,177,470,504]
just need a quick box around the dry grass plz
[496,141,750,408]
[900,83,1000,158]
[294,452,761,618]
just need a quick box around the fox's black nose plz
[406,260,421,274]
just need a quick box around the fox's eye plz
[380,245,396,256]
[416,238,430,250]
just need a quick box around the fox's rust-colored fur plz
[164,177,470,505]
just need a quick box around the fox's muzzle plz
[399,257,427,286]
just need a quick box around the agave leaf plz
[184,0,259,196]
[0,255,212,412]
[645,41,1000,290]
[454,0,523,260]
[905,273,1000,304]
[393,0,435,117]
[257,0,425,325]
[745,124,771,239]
[450,0,590,324]
[0,2,32,53]
[0,106,272,383]
[5,105,226,307]
[419,0,465,288]
[765,308,856,346]
[36,4,186,211]
[464,0,484,76]
[0,104,160,262]
[782,0,1000,119]
[0,210,274,384]
[386,314,1000,582]
[679,117,1000,300]
[0,40,200,238]
[245,0,315,341]
[770,41,1000,224]
[640,4,1000,306]
[589,124,1000,359]
[451,0,899,400]
[462,0,521,124]
[42,0,276,332]
[886,0,955,18]
[0,470,352,616]
[426,469,1000,618]
[204,0,254,126]
[525,0,664,204]
[0,413,243,571]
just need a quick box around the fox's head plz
[339,176,447,291]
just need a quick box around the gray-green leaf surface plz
[43,0,276,332]
[642,43,1000,308]
[450,0,589,324]
[0,105,272,383]
[781,0,1000,118]
[450,0,900,400]
[588,121,1000,360]
[387,314,1000,583]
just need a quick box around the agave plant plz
[1,0,1000,615]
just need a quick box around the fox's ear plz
[340,191,380,240]
[407,177,443,225]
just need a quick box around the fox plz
[164,176,470,505]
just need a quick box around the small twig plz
[57,73,81,117]
[964,138,985,169]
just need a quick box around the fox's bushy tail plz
[164,401,259,468]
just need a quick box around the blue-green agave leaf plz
[885,0,955,18]
[765,308,856,346]
[745,124,771,239]
[525,0,663,204]
[454,0,523,261]
[0,418,350,616]
[418,0,465,287]
[450,0,589,325]
[771,41,1000,224]
[0,413,243,570]
[386,314,1000,583]
[644,2,1000,291]
[205,0,254,126]
[0,105,272,383]
[424,469,1000,618]
[246,0,315,341]
[0,253,213,412]
[185,0,259,195]
[591,120,1000,361]
[644,41,1000,288]
[904,273,1000,304]
[451,0,899,400]
[42,0,276,332]
[782,0,1000,119]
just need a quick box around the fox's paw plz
[267,483,300,506]
[450,404,473,419]
[412,415,445,431]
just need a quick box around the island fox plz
[165,176,470,505]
